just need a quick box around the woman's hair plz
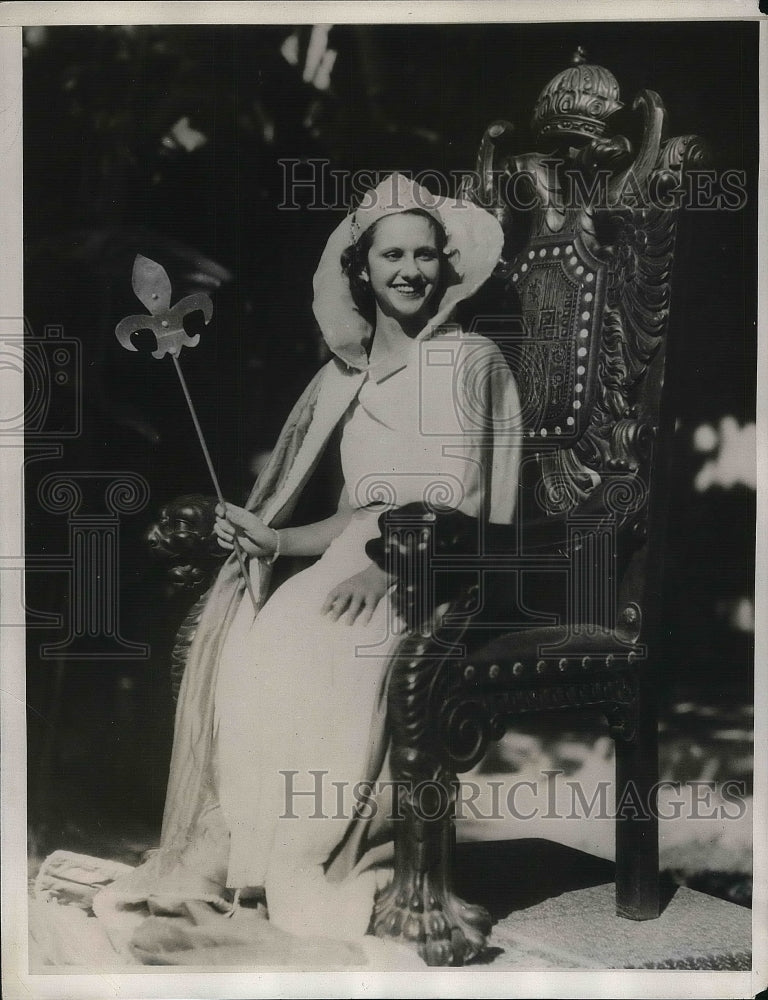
[340,208,453,325]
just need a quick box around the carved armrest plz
[365,503,482,627]
[364,485,639,629]
[146,493,226,593]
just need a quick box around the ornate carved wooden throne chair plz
[150,50,707,969]
[361,50,709,965]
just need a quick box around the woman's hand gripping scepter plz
[115,254,259,611]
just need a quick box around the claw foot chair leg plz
[372,755,492,965]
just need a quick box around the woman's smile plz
[390,281,427,298]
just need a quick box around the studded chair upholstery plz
[365,52,709,965]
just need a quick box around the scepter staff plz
[115,254,258,611]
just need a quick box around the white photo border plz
[1,2,764,998]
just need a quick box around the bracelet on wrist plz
[262,526,281,565]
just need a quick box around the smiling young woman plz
[88,173,523,965]
[341,207,451,332]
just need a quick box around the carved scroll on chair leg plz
[372,624,493,966]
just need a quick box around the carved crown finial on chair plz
[531,48,624,144]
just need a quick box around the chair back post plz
[468,57,710,668]
[465,54,709,925]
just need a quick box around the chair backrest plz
[463,53,708,638]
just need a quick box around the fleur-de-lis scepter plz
[115,254,258,610]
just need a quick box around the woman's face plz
[364,213,442,325]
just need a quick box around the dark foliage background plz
[22,22,756,888]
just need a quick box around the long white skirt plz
[214,508,403,941]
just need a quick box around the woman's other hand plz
[321,562,395,626]
[214,502,277,559]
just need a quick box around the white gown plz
[213,340,491,941]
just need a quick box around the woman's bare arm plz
[276,486,354,558]
[215,487,355,560]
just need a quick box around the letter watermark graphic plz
[279,771,749,824]
[277,164,749,214]
[351,780,379,821]
[506,779,538,821]
[280,769,329,819]
[565,779,612,821]
[277,158,335,210]
[719,779,749,821]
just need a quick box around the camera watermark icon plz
[0,317,81,439]
[0,316,151,659]
[417,327,529,442]
[0,317,80,628]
